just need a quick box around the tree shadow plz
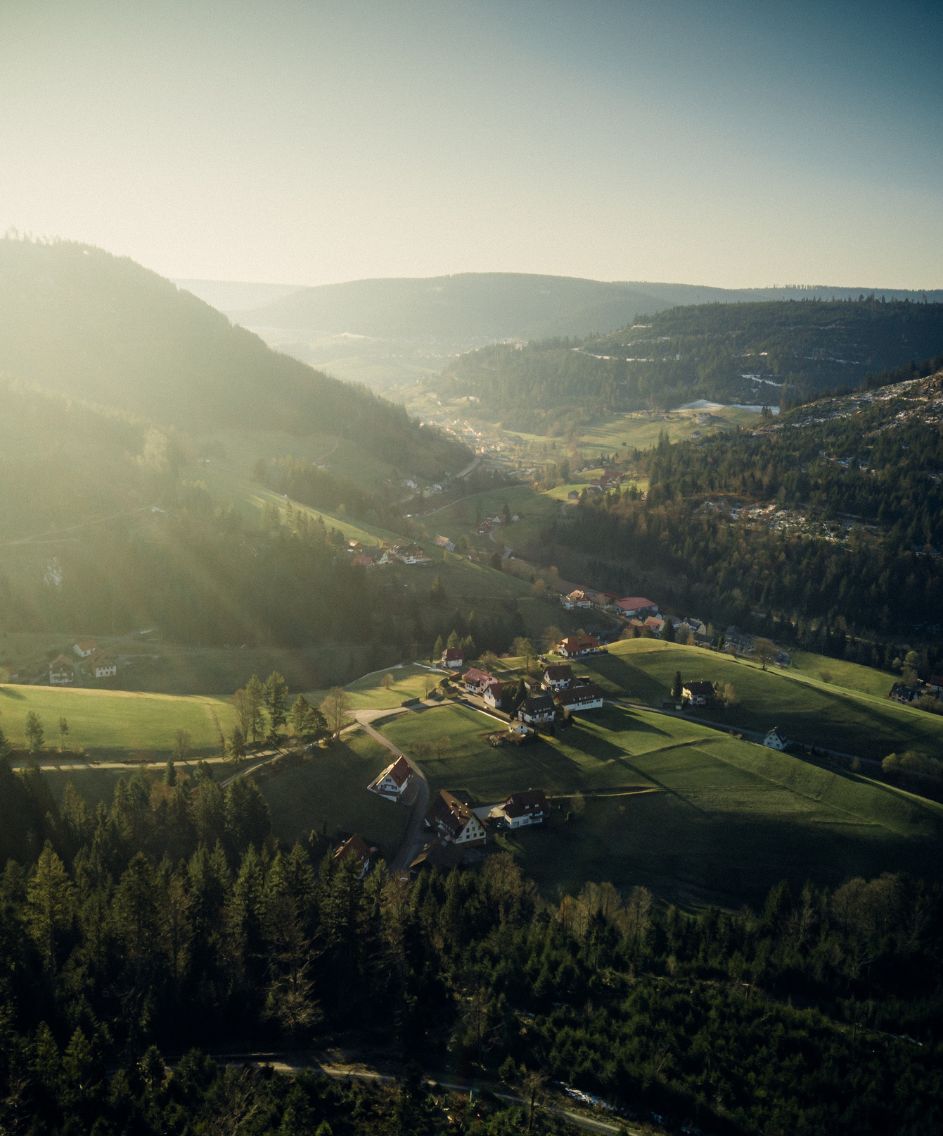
[0,686,26,699]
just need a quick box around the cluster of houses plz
[345,538,434,568]
[48,640,118,686]
[362,749,551,870]
[557,590,711,646]
[452,657,605,724]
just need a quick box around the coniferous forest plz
[1,760,941,1135]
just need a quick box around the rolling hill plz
[443,299,943,424]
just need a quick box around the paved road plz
[355,707,431,873]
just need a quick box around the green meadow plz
[582,640,943,761]
[0,683,234,757]
[257,731,410,859]
[375,698,943,908]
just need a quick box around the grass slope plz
[591,641,943,760]
[257,732,410,858]
[0,683,234,757]
[374,697,943,907]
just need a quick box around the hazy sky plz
[2,0,941,288]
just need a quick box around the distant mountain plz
[443,299,943,425]
[176,279,303,313]
[237,272,943,343]
[0,238,468,478]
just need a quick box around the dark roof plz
[683,680,716,698]
[520,692,554,715]
[502,790,549,819]
[430,789,475,838]
[333,834,374,864]
[543,664,573,680]
[556,683,604,708]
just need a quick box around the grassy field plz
[0,683,235,757]
[375,698,943,908]
[580,640,943,762]
[257,731,410,859]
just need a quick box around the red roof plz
[616,596,657,611]
[385,756,413,787]
[333,834,374,864]
[443,647,464,661]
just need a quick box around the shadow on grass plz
[588,653,666,702]
[0,686,25,699]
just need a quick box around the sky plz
[1,0,941,289]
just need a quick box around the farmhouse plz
[368,755,413,798]
[394,543,432,565]
[517,691,555,727]
[90,654,118,679]
[682,681,716,706]
[542,663,574,691]
[482,680,506,710]
[889,682,921,704]
[434,535,456,552]
[491,789,550,829]
[441,647,464,669]
[561,589,592,610]
[49,654,75,686]
[556,682,604,713]
[764,727,787,751]
[429,790,487,846]
[615,596,658,618]
[558,634,601,658]
[462,667,496,695]
[72,639,97,658]
[333,834,377,877]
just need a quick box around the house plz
[542,663,574,691]
[556,682,604,713]
[764,727,787,751]
[615,597,658,618]
[441,647,464,670]
[889,682,922,704]
[724,626,754,655]
[49,654,75,686]
[561,589,592,610]
[491,790,550,829]
[429,790,487,846]
[90,654,118,679]
[462,667,496,695]
[482,680,506,710]
[682,681,716,706]
[558,634,601,658]
[433,535,456,552]
[333,834,377,877]
[73,639,97,658]
[368,755,413,797]
[517,691,556,726]
[394,544,432,565]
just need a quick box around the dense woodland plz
[0,762,941,1134]
[543,373,943,665]
[444,299,943,421]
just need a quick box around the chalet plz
[682,681,716,706]
[368,755,413,798]
[556,682,604,713]
[441,647,464,670]
[394,544,432,565]
[49,654,75,686]
[333,834,377,877]
[90,654,118,679]
[517,691,555,726]
[433,535,456,552]
[491,789,550,829]
[429,790,487,846]
[628,614,666,637]
[561,589,592,610]
[542,663,573,691]
[558,634,601,659]
[889,682,922,704]
[462,667,496,695]
[615,597,658,618]
[73,639,97,658]
[764,727,787,751]
[482,680,506,710]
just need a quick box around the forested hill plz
[235,272,943,344]
[0,237,468,477]
[555,369,943,654]
[443,299,943,423]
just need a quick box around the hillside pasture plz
[376,697,943,908]
[0,683,234,757]
[257,731,410,858]
[583,640,943,762]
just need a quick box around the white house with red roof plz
[615,596,659,618]
[368,755,414,798]
[557,634,601,658]
[461,667,495,694]
[441,647,464,669]
[72,639,97,658]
